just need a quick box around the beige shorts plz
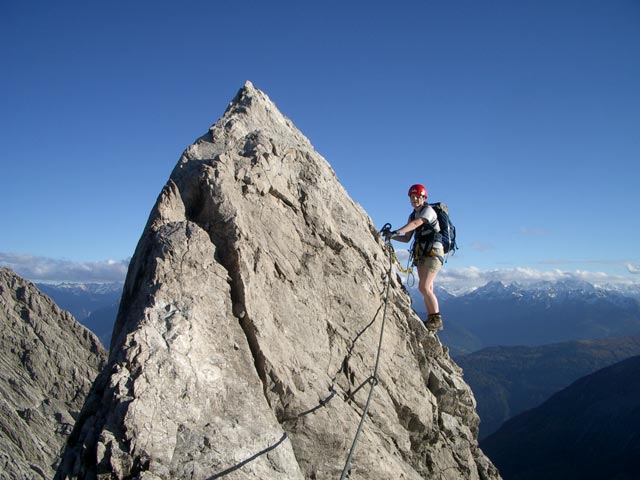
[416,248,444,273]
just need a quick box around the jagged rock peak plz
[0,267,107,479]
[182,80,314,169]
[57,83,502,480]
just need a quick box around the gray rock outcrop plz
[0,267,107,479]
[57,81,502,479]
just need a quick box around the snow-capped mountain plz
[36,282,123,347]
[599,282,640,301]
[463,279,639,308]
[40,281,123,295]
[409,279,640,355]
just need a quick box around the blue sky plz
[1,0,639,288]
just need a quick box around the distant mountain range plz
[481,354,640,480]
[417,280,640,355]
[410,279,640,444]
[36,282,122,347]
[456,336,640,439]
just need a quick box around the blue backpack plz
[430,202,457,255]
[412,202,458,257]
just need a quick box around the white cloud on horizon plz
[3,251,639,292]
[437,266,640,293]
[389,249,640,294]
[0,253,129,283]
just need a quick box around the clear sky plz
[1,0,639,288]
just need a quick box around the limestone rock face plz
[0,267,107,479]
[57,82,502,479]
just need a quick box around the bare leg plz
[417,263,440,315]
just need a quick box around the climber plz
[384,184,444,331]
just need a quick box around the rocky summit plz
[57,82,501,479]
[0,267,107,479]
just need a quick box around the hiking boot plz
[425,313,443,331]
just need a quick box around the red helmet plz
[408,184,428,198]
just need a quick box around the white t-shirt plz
[409,204,443,251]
